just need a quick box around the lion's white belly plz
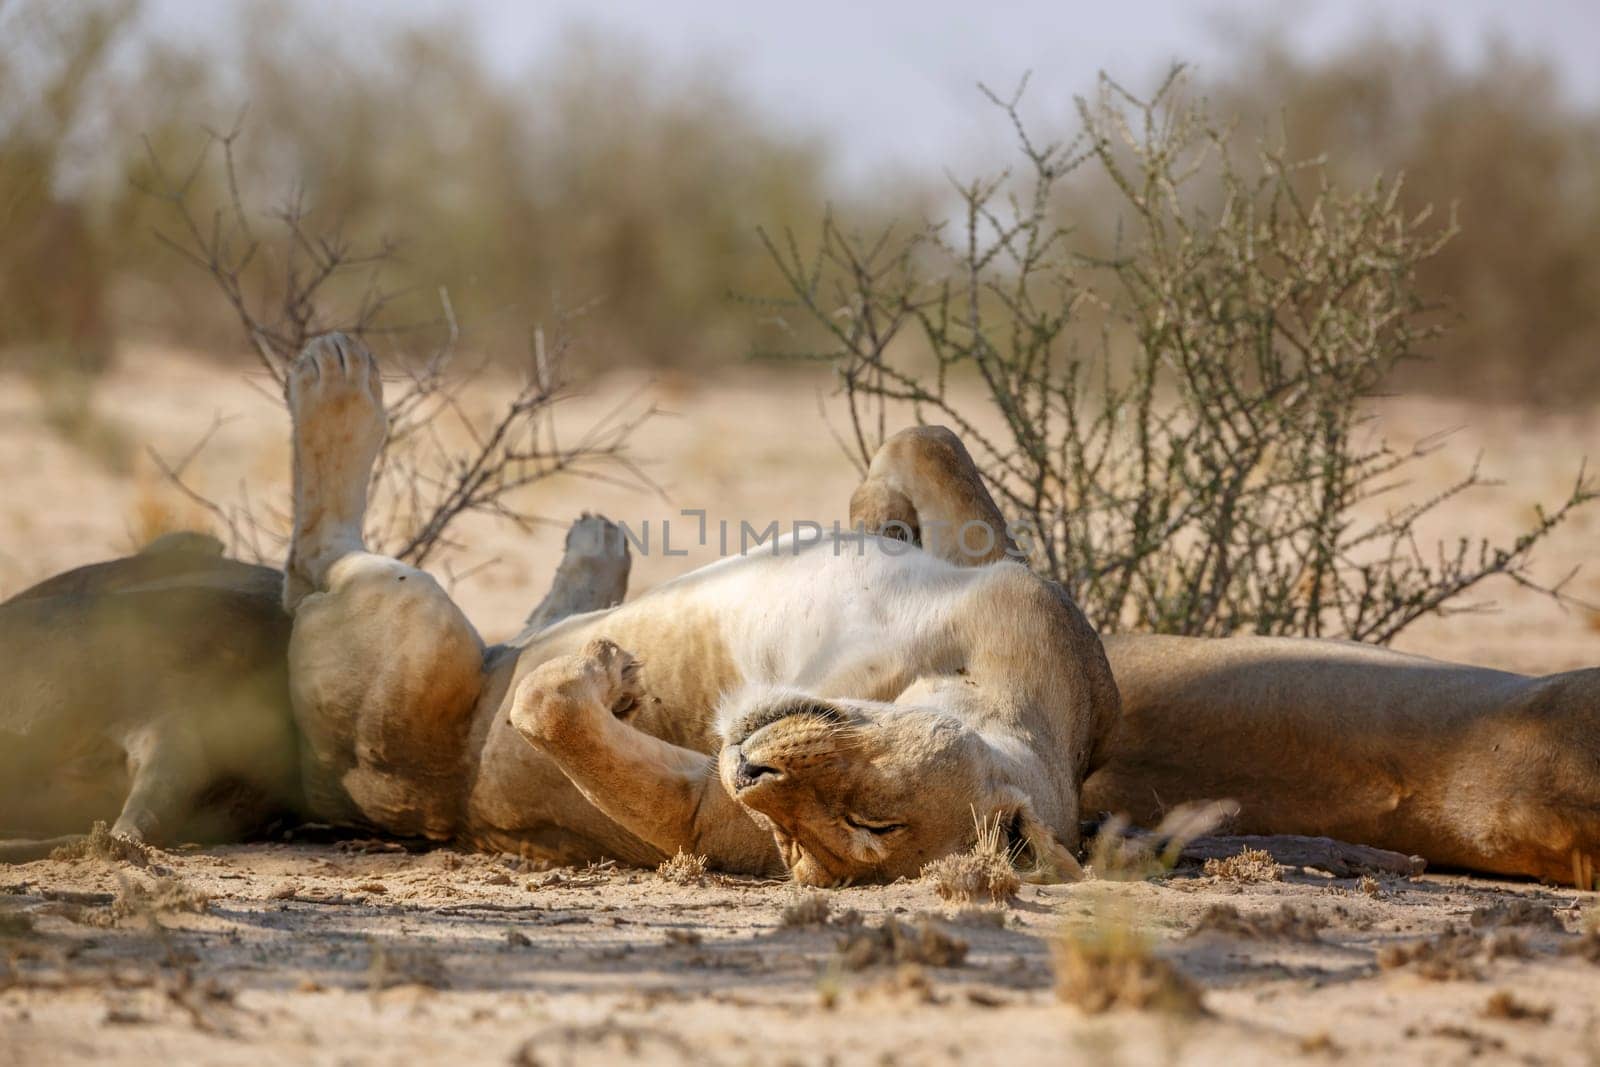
[662,533,984,689]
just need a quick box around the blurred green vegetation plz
[1,2,1597,401]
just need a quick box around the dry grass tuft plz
[655,849,708,885]
[835,917,968,971]
[1053,921,1204,1016]
[1188,903,1325,942]
[921,813,1021,904]
[1086,802,1237,883]
[51,822,151,867]
[1482,990,1553,1023]
[1202,848,1282,884]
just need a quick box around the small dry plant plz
[655,848,708,885]
[1052,896,1203,1015]
[136,124,653,570]
[1202,848,1281,884]
[921,811,1021,904]
[1481,990,1553,1023]
[761,68,1595,641]
[1086,802,1233,881]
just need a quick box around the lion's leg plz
[849,425,1018,566]
[107,721,209,845]
[0,726,205,862]
[519,514,631,635]
[282,333,389,612]
[508,639,782,875]
[283,335,485,838]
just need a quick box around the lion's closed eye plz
[844,814,907,836]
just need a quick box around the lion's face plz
[717,690,1074,886]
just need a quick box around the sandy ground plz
[4,345,1600,1064]
[2,843,1598,1065]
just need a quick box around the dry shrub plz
[1208,30,1600,405]
[1202,848,1281,884]
[921,813,1021,904]
[835,917,968,971]
[1469,899,1562,931]
[767,69,1595,641]
[1481,990,1553,1023]
[655,849,708,886]
[1188,903,1324,943]
[50,821,151,867]
[1052,921,1204,1016]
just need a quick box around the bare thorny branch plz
[136,122,655,570]
[759,67,1597,643]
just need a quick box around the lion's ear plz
[991,788,1084,884]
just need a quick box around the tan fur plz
[0,543,298,860]
[1086,634,1600,886]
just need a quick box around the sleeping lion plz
[2,334,1595,889]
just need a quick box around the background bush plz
[1,3,1597,403]
[761,71,1594,641]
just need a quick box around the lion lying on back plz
[3,334,1596,889]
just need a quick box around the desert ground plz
[3,345,1600,1065]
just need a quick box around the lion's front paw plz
[510,638,644,748]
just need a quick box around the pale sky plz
[143,0,1600,184]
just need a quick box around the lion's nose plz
[733,754,782,791]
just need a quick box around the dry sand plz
[3,346,1600,1064]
